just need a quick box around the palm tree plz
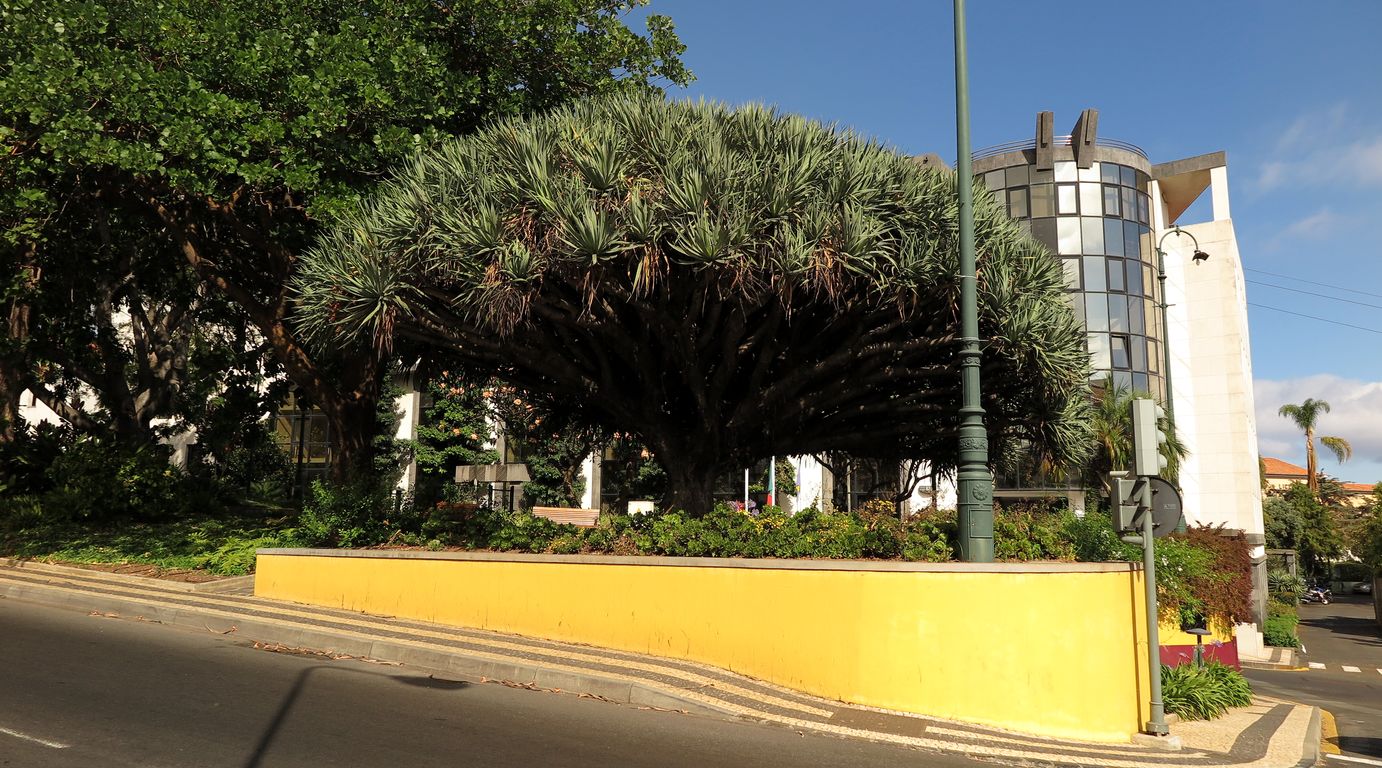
[1087,379,1187,490]
[1278,399,1352,495]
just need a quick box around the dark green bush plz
[41,438,213,521]
[1263,613,1300,648]
[298,479,416,548]
[1162,661,1252,721]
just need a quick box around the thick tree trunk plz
[322,395,381,484]
[656,442,722,517]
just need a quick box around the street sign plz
[1144,477,1183,538]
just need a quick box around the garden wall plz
[255,550,1151,742]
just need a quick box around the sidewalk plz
[0,559,1320,768]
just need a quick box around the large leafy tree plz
[295,96,1095,515]
[0,0,689,478]
[1277,399,1351,495]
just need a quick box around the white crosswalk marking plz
[1309,662,1326,669]
[1342,665,1362,673]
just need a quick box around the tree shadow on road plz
[242,663,469,768]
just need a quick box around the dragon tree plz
[295,96,1094,515]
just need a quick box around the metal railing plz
[972,135,1148,161]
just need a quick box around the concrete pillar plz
[581,452,602,510]
[1210,166,1231,221]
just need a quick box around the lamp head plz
[1192,250,1210,265]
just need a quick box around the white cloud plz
[1254,104,1382,192]
[1255,375,1382,483]
[1279,209,1341,239]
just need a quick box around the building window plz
[1082,256,1106,291]
[1007,187,1029,219]
[1030,184,1055,217]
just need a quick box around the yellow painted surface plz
[1159,620,1234,648]
[257,554,1151,742]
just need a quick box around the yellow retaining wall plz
[256,551,1151,742]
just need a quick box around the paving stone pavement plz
[0,559,1320,768]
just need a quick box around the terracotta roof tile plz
[1262,457,1307,477]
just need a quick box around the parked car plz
[1355,581,1374,595]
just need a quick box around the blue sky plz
[646,0,1382,485]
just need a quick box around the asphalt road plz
[1244,596,1382,761]
[0,596,988,768]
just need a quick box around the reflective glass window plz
[1124,220,1140,258]
[985,170,1006,191]
[1030,217,1057,252]
[1126,260,1144,295]
[1085,293,1109,332]
[1081,217,1104,254]
[1062,258,1081,290]
[1146,297,1158,335]
[1080,183,1103,216]
[1031,168,1054,183]
[1005,166,1030,186]
[1135,169,1150,190]
[1057,184,1079,214]
[1104,219,1125,256]
[1131,335,1147,371]
[1030,183,1055,217]
[1054,161,1078,182]
[1088,332,1111,370]
[1112,371,1134,392]
[1143,265,1155,299]
[1016,219,1031,236]
[1111,335,1131,369]
[1121,187,1137,220]
[1007,188,1029,219]
[1129,296,1145,333]
[1066,293,1085,327]
[1132,372,1149,394]
[1137,193,1150,224]
[1103,184,1121,217]
[1108,294,1128,332]
[1101,163,1122,184]
[1147,339,1160,374]
[1107,257,1125,291]
[1079,163,1101,182]
[1139,225,1152,259]
[1082,256,1106,291]
[1058,217,1082,254]
[1120,165,1137,187]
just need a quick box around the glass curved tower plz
[973,111,1164,400]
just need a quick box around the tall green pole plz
[952,0,993,562]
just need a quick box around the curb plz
[0,557,255,595]
[1297,706,1321,768]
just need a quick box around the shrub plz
[198,532,303,576]
[41,438,213,522]
[298,479,416,548]
[1268,568,1306,603]
[1263,613,1300,648]
[1161,661,1252,721]
[993,503,1077,561]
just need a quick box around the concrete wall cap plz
[255,548,1142,574]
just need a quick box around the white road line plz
[1342,665,1362,673]
[1309,662,1327,669]
[0,726,69,749]
[1326,753,1382,766]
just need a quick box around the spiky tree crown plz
[295,95,1094,501]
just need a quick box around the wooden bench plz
[532,506,601,527]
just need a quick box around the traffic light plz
[1111,472,1139,533]
[1131,398,1168,477]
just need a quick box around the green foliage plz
[1263,495,1303,550]
[297,95,1095,516]
[1277,483,1342,579]
[993,503,1077,561]
[1267,568,1306,602]
[1356,484,1382,576]
[1161,662,1252,721]
[41,437,214,522]
[1087,378,1187,483]
[1263,613,1301,648]
[298,479,415,548]
[0,504,297,575]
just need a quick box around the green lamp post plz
[1153,225,1209,423]
[952,0,994,562]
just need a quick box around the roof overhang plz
[1152,151,1226,224]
